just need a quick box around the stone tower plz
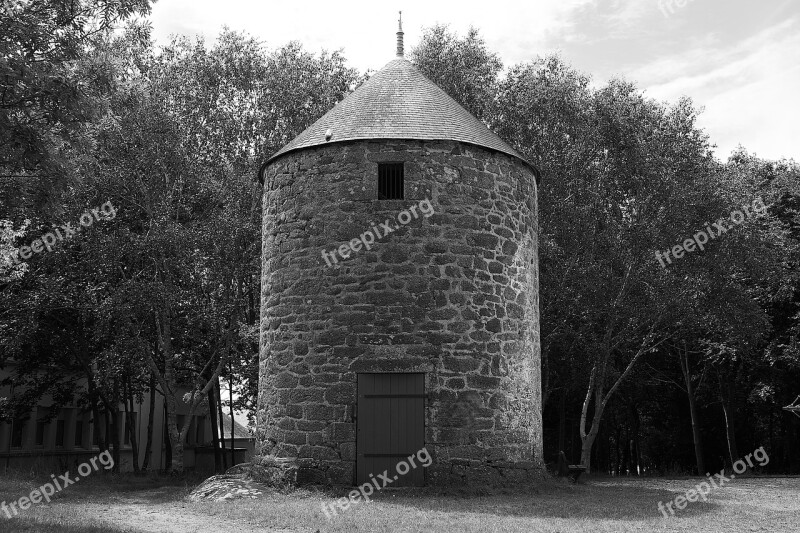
[256,19,542,486]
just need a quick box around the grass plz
[0,470,797,532]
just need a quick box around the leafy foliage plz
[2,20,799,475]
[0,0,153,212]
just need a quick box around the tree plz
[79,29,358,472]
[0,0,152,212]
[410,25,502,121]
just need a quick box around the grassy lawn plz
[0,471,797,532]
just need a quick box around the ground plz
[0,473,798,533]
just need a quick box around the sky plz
[147,0,799,162]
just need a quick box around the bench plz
[557,451,586,483]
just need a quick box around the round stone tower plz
[256,24,542,487]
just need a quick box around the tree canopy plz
[2,20,799,475]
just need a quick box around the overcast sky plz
[148,0,799,162]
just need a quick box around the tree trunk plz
[163,403,172,472]
[92,404,106,452]
[247,276,256,324]
[719,374,739,467]
[686,388,705,473]
[88,382,106,453]
[123,380,140,473]
[110,408,121,473]
[141,374,156,472]
[105,411,111,449]
[163,385,194,474]
[679,346,705,475]
[577,328,667,474]
[580,382,604,472]
[580,435,593,472]
[621,425,630,475]
[171,439,184,473]
[557,391,566,455]
[216,377,228,470]
[165,394,183,474]
[229,365,236,467]
[208,379,222,472]
[627,401,641,475]
[147,306,230,473]
[542,344,550,408]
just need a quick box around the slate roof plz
[217,414,252,440]
[262,58,539,180]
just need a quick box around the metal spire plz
[396,11,404,57]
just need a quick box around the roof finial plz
[396,11,404,57]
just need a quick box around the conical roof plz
[262,58,538,179]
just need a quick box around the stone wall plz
[257,139,541,486]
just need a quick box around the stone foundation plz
[428,459,543,486]
[247,455,544,488]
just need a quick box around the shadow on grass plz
[0,472,727,529]
[0,518,140,533]
[0,474,200,533]
[0,472,200,506]
[332,476,724,521]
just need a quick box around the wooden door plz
[356,373,425,487]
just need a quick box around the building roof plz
[260,58,539,181]
[218,414,253,440]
